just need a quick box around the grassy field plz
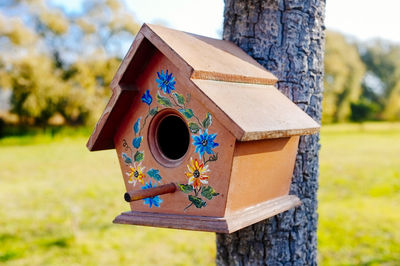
[318,123,400,265]
[0,123,399,265]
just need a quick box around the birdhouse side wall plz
[113,49,236,217]
[225,136,299,215]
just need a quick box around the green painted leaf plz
[188,195,207,208]
[201,186,219,200]
[156,92,172,107]
[147,168,162,181]
[149,107,158,116]
[134,151,144,162]
[178,184,194,193]
[122,153,132,164]
[173,92,185,105]
[202,112,212,129]
[188,122,200,133]
[179,108,194,119]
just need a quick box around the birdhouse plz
[87,24,320,233]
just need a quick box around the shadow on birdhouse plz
[87,24,320,233]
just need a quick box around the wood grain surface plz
[113,195,300,233]
[87,23,320,151]
[192,79,320,141]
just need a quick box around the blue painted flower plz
[141,89,152,105]
[132,136,142,149]
[192,129,219,157]
[141,181,163,208]
[156,69,176,94]
[133,117,141,134]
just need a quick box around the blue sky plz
[124,0,400,43]
[22,0,400,43]
[325,0,400,43]
[124,0,224,38]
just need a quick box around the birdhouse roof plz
[87,24,319,151]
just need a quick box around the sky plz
[124,0,224,38]
[122,0,400,43]
[49,0,400,43]
[325,0,400,43]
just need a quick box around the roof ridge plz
[191,70,277,85]
[146,24,278,86]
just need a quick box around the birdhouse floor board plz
[113,195,300,233]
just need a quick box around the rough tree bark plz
[217,1,325,265]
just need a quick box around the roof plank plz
[191,79,320,141]
[146,24,278,85]
[88,24,320,151]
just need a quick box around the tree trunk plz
[217,1,325,265]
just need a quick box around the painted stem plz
[168,94,184,109]
[204,153,218,166]
[138,106,151,135]
[184,203,194,211]
[192,114,204,130]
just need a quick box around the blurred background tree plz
[323,31,365,123]
[323,31,400,123]
[360,41,400,121]
[0,0,139,127]
[0,0,400,129]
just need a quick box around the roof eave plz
[87,24,196,151]
[239,126,321,142]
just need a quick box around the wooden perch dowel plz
[124,182,177,202]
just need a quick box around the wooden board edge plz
[87,89,138,151]
[87,89,121,151]
[142,24,194,80]
[112,195,300,233]
[240,126,320,141]
[113,211,230,233]
[191,70,277,86]
[145,23,278,85]
[109,32,145,89]
[225,195,301,233]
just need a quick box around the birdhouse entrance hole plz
[149,109,190,167]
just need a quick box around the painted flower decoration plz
[193,129,219,157]
[126,163,146,185]
[121,70,221,211]
[156,69,176,94]
[141,89,152,105]
[141,181,163,208]
[186,157,209,190]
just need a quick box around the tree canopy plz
[323,31,400,123]
[0,0,139,126]
[323,31,365,123]
[361,41,400,120]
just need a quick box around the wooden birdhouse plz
[87,24,320,233]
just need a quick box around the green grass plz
[1,122,399,265]
[318,122,400,265]
[0,135,215,265]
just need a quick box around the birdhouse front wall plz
[113,50,236,217]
